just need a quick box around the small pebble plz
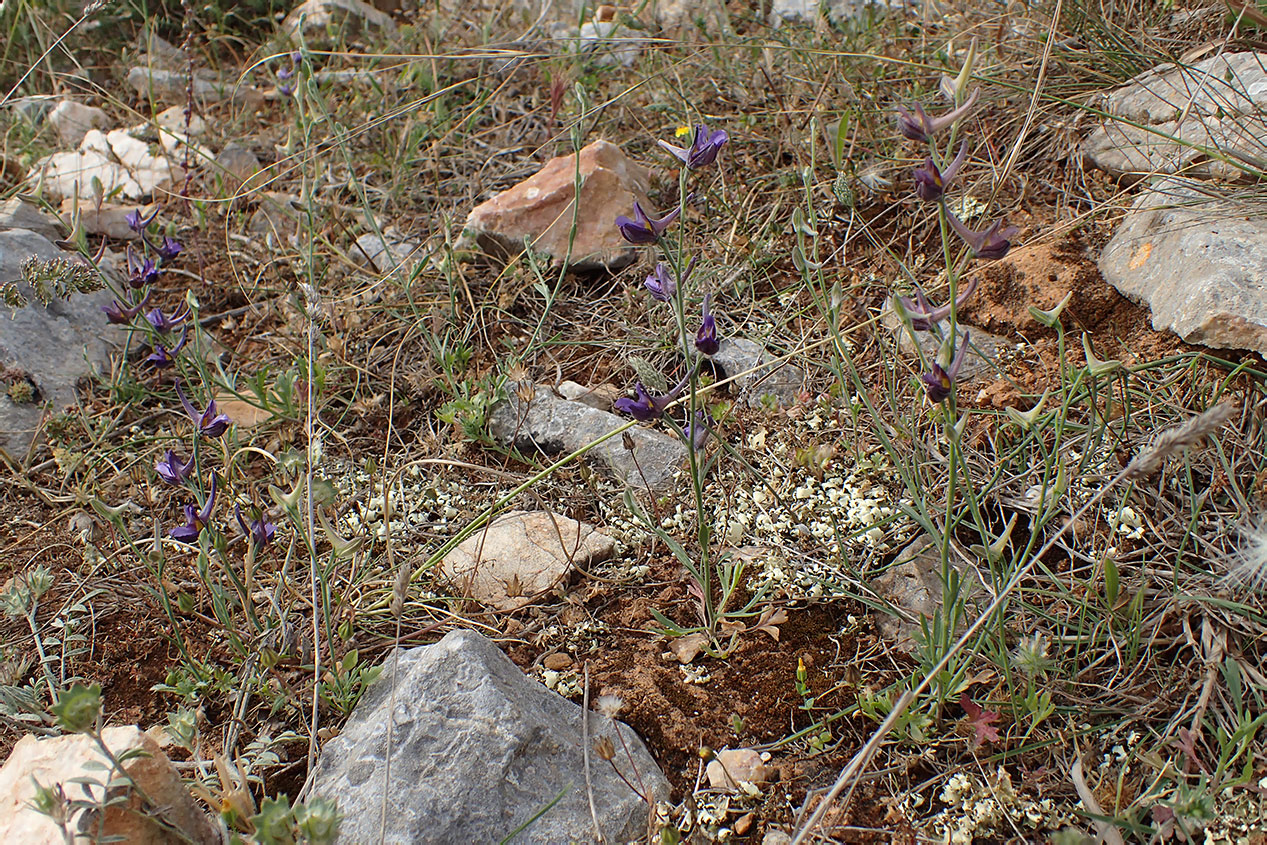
[543,652,573,671]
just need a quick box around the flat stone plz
[710,337,804,408]
[46,100,108,146]
[352,230,422,276]
[1098,177,1267,355]
[439,510,614,610]
[0,198,63,241]
[127,67,263,106]
[0,229,121,458]
[214,142,262,191]
[62,199,151,240]
[770,0,911,26]
[310,629,669,844]
[154,105,204,136]
[461,139,650,272]
[488,382,687,491]
[0,726,218,844]
[1083,52,1267,180]
[7,95,58,123]
[557,380,619,411]
[706,748,769,791]
[283,0,398,43]
[870,535,986,652]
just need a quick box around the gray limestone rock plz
[0,230,119,459]
[126,67,262,107]
[488,382,686,491]
[1098,177,1267,355]
[0,198,63,242]
[710,338,804,408]
[310,629,668,844]
[352,231,422,277]
[1083,52,1267,180]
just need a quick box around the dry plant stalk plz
[1123,402,1236,481]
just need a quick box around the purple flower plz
[896,277,978,332]
[913,141,968,202]
[176,381,232,438]
[101,290,150,324]
[645,257,696,303]
[687,409,712,449]
[125,208,158,234]
[613,372,691,422]
[658,124,728,169]
[615,201,681,245]
[156,237,183,262]
[947,212,1019,260]
[896,88,980,143]
[695,293,719,356]
[127,245,159,289]
[922,331,971,403]
[146,327,188,369]
[155,449,195,485]
[169,472,217,543]
[234,504,276,549]
[277,52,301,95]
[644,263,676,303]
[145,305,190,334]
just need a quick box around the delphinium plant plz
[611,124,767,654]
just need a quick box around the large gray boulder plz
[1098,177,1267,356]
[1083,52,1267,181]
[0,229,118,459]
[310,629,668,844]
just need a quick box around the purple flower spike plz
[145,305,190,334]
[644,263,676,303]
[146,326,188,369]
[947,212,1019,260]
[896,277,978,332]
[896,88,980,143]
[155,449,195,485]
[659,124,729,169]
[615,201,681,245]
[176,381,232,438]
[125,208,159,234]
[234,504,276,549]
[169,472,217,543]
[102,289,150,324]
[156,237,183,262]
[913,141,969,203]
[922,331,971,403]
[695,293,719,356]
[126,245,160,289]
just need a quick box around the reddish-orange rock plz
[461,139,652,272]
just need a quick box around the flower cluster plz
[895,89,1018,403]
[103,209,187,370]
[612,123,728,444]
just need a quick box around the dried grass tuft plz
[1122,401,1236,481]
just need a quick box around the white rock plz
[28,149,141,202]
[283,0,398,42]
[154,105,205,136]
[106,129,172,196]
[46,100,108,146]
[0,726,218,844]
